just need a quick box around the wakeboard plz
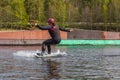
[34,50,67,58]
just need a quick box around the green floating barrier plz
[60,40,120,45]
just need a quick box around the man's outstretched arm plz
[59,27,73,32]
[36,25,51,30]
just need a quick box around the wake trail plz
[13,50,37,58]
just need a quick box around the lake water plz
[0,46,120,80]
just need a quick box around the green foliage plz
[0,0,120,31]
[0,0,10,7]
[10,0,28,25]
[49,0,67,26]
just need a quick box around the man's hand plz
[34,23,38,26]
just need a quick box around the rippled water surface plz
[0,46,120,80]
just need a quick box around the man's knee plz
[42,41,46,45]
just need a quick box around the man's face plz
[48,22,52,26]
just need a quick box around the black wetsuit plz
[37,25,70,54]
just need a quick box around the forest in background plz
[0,0,120,31]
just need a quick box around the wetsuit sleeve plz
[36,25,51,30]
[59,27,70,32]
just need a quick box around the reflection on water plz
[43,59,61,79]
[0,46,120,80]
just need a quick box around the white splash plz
[54,49,67,56]
[13,49,67,58]
[13,50,36,58]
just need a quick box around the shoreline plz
[0,39,119,46]
[0,29,119,46]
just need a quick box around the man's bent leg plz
[42,39,57,54]
[41,42,46,53]
[47,45,51,54]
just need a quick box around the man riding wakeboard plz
[35,18,73,56]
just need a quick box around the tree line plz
[0,0,120,31]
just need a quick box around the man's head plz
[48,18,55,25]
